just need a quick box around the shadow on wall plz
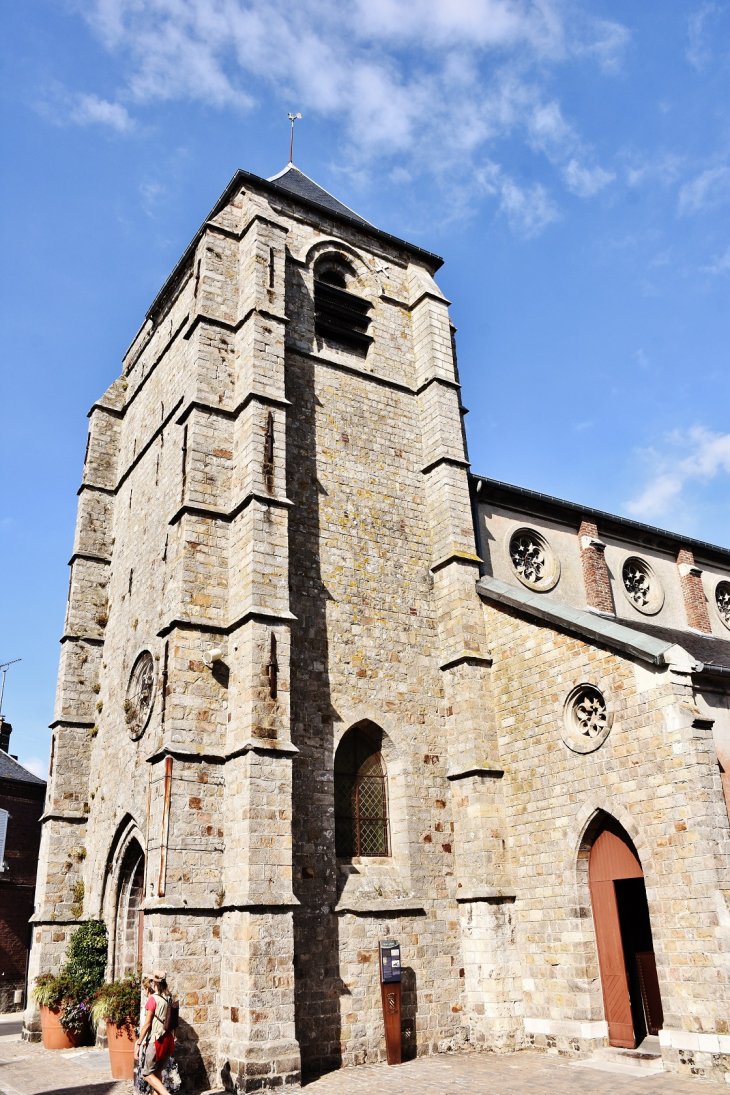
[174,1016,208,1093]
[400,965,417,1062]
[286,268,344,1077]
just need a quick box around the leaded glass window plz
[334,728,389,857]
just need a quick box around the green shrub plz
[32,919,109,1033]
[64,919,108,997]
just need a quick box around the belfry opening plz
[588,817,663,1048]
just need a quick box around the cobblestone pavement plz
[0,1036,715,1095]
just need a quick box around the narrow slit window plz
[269,247,275,288]
[181,425,188,503]
[334,728,389,857]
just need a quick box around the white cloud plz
[687,2,718,71]
[563,158,614,197]
[498,177,559,236]
[70,93,133,131]
[20,757,48,780]
[703,244,730,274]
[627,426,730,519]
[625,153,683,190]
[678,165,730,214]
[476,159,559,236]
[60,0,628,233]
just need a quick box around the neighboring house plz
[25,162,730,1087]
[0,718,45,1011]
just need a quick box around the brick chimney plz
[579,519,615,615]
[0,718,12,754]
[677,548,712,633]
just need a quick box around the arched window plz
[334,728,389,857]
[114,838,145,977]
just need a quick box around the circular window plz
[621,556,664,615]
[507,528,560,592]
[125,651,156,740]
[562,684,613,754]
[716,581,730,630]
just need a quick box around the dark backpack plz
[164,997,179,1033]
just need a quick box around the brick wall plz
[677,548,712,633]
[578,519,615,615]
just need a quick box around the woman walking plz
[134,971,175,1095]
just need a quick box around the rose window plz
[620,556,663,615]
[125,651,156,740]
[716,582,730,628]
[510,534,546,584]
[562,683,612,753]
[507,528,560,591]
[572,688,607,738]
[623,561,651,607]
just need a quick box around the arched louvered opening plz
[113,838,145,977]
[334,727,389,857]
[313,254,372,353]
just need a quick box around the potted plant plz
[92,968,141,1080]
[32,971,90,1050]
[32,919,108,1050]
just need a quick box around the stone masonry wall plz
[482,597,730,1080]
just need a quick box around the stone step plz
[573,1039,664,1078]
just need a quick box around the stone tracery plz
[510,533,546,585]
[716,582,730,628]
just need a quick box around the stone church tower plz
[26,165,499,1087]
[26,164,730,1088]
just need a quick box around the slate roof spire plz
[267,165,373,229]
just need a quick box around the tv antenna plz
[0,660,21,720]
[288,112,302,164]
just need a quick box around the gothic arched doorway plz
[589,819,663,1048]
[114,838,145,977]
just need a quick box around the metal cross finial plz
[0,659,21,720]
[288,112,302,163]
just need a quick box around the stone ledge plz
[176,391,292,424]
[168,491,294,527]
[431,553,483,575]
[333,897,427,915]
[142,898,300,915]
[446,765,504,781]
[157,606,297,638]
[455,887,515,903]
[439,649,492,671]
[421,455,470,476]
[39,811,88,824]
[145,740,299,765]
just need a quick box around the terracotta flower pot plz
[107,1021,137,1080]
[39,1005,85,1050]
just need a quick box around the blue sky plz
[3,0,730,775]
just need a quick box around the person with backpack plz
[134,970,178,1095]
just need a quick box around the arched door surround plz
[113,838,145,978]
[589,819,663,1048]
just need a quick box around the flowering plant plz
[92,968,142,1035]
[60,998,91,1034]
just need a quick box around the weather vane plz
[288,112,302,164]
[0,659,21,721]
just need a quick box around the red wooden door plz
[589,827,643,1049]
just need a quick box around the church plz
[24,163,730,1088]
